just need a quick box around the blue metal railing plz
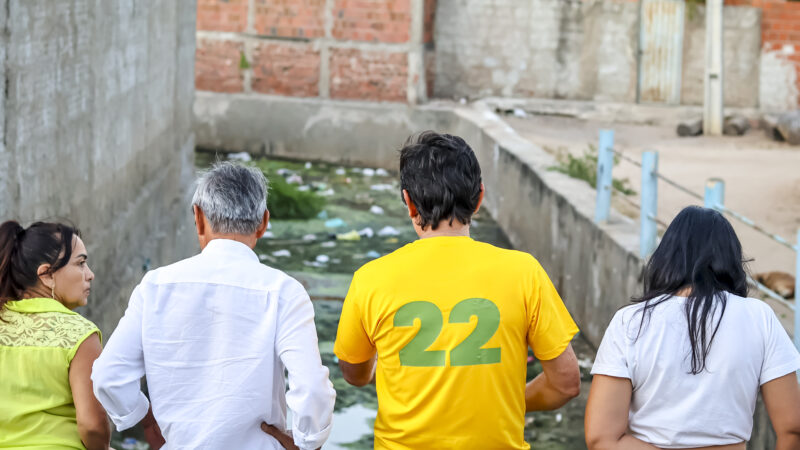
[592,129,800,351]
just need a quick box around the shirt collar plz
[201,238,260,263]
[5,297,75,315]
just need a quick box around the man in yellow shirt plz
[334,131,582,449]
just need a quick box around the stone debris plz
[777,110,800,145]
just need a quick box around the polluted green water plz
[112,151,594,449]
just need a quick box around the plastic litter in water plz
[384,237,399,244]
[305,162,312,169]
[358,227,374,238]
[377,226,400,237]
[227,152,252,162]
[286,174,303,184]
[316,255,330,263]
[272,250,291,257]
[336,230,361,241]
[302,234,317,241]
[362,168,376,177]
[260,231,274,239]
[335,168,346,175]
[318,188,335,197]
[366,250,381,259]
[369,205,384,215]
[276,168,292,176]
[304,261,324,268]
[297,185,311,192]
[375,168,389,176]
[370,184,393,191]
[321,241,336,248]
[317,210,329,220]
[324,218,346,228]
[555,413,563,423]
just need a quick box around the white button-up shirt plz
[92,239,335,449]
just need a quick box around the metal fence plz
[592,129,800,351]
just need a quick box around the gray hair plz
[191,161,268,235]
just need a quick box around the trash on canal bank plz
[325,218,346,228]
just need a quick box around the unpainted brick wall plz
[196,0,430,103]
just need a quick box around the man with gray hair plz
[92,161,336,449]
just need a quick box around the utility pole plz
[704,0,724,135]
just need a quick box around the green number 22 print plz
[393,298,501,367]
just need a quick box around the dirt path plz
[504,115,800,277]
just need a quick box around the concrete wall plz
[0,0,197,335]
[681,6,762,108]
[433,0,640,102]
[195,0,435,104]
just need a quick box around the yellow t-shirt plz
[0,298,101,449]
[334,236,579,449]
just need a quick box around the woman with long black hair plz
[0,220,111,449]
[585,206,800,449]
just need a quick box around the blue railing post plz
[594,129,614,223]
[795,229,800,353]
[640,151,659,258]
[704,178,725,210]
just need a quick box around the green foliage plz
[239,52,250,70]
[549,146,636,196]
[265,173,326,219]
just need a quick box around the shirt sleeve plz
[91,283,151,431]
[333,273,376,364]
[276,289,336,450]
[591,309,631,379]
[527,260,580,360]
[759,306,800,385]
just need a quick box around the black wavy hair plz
[399,131,482,231]
[633,206,749,374]
[0,221,79,314]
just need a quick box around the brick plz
[195,39,244,93]
[424,0,436,44]
[253,0,326,38]
[197,0,248,32]
[330,48,407,101]
[332,0,411,43]
[251,42,320,97]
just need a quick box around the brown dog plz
[754,271,796,299]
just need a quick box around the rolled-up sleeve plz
[276,291,336,450]
[91,284,150,431]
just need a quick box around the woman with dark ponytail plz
[0,220,111,449]
[585,206,800,450]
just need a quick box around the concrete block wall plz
[0,0,198,335]
[195,0,436,104]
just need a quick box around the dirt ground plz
[504,114,800,278]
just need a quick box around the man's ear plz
[402,189,418,219]
[474,183,485,214]
[37,264,54,289]
[193,205,205,237]
[255,209,270,239]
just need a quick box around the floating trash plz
[378,226,400,237]
[384,237,399,244]
[305,162,312,169]
[318,188,335,197]
[370,184,393,191]
[321,241,336,248]
[512,108,527,118]
[227,152,252,162]
[369,205,384,215]
[272,250,291,257]
[311,181,327,190]
[260,231,274,239]
[555,413,563,423]
[358,227,374,238]
[297,185,311,192]
[316,255,330,263]
[366,250,381,259]
[276,168,292,176]
[302,234,317,241]
[362,168,376,177]
[317,210,329,220]
[375,168,389,176]
[286,174,303,184]
[258,254,276,263]
[304,261,324,268]
[336,230,361,241]
[324,218,346,228]
[335,167,346,175]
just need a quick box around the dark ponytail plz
[633,206,749,374]
[0,220,79,314]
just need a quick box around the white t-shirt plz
[592,292,800,448]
